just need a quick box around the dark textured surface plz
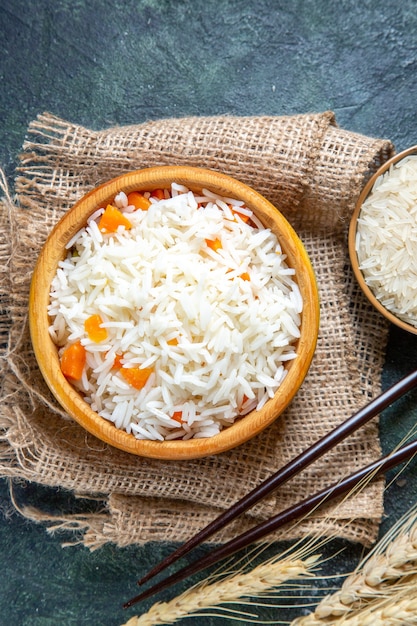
[1,1,417,624]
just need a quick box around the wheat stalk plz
[121,553,320,626]
[292,574,417,625]
[314,529,417,618]
[291,505,417,624]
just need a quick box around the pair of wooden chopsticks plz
[124,369,417,609]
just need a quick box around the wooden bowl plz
[349,146,417,335]
[29,166,319,460]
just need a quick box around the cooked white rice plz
[49,183,302,440]
[356,155,417,328]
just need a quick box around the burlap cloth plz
[0,111,394,550]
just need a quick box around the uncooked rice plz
[356,155,417,328]
[48,183,302,440]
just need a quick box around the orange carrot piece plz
[167,337,178,346]
[205,238,222,252]
[106,352,123,369]
[112,353,124,369]
[152,188,165,200]
[240,272,250,281]
[121,366,154,390]
[60,341,86,381]
[98,204,132,233]
[239,394,250,413]
[229,205,250,223]
[85,314,108,343]
[172,411,184,423]
[127,191,152,211]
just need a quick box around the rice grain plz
[356,155,417,327]
[49,184,302,440]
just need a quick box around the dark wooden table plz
[1,1,417,624]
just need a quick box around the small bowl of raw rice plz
[349,146,417,334]
[29,166,319,460]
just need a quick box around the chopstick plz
[136,369,417,588]
[124,436,417,609]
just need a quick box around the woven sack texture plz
[0,111,394,548]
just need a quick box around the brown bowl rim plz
[29,165,320,460]
[349,145,417,335]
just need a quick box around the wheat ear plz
[121,553,319,626]
[292,505,417,624]
[293,574,417,626]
